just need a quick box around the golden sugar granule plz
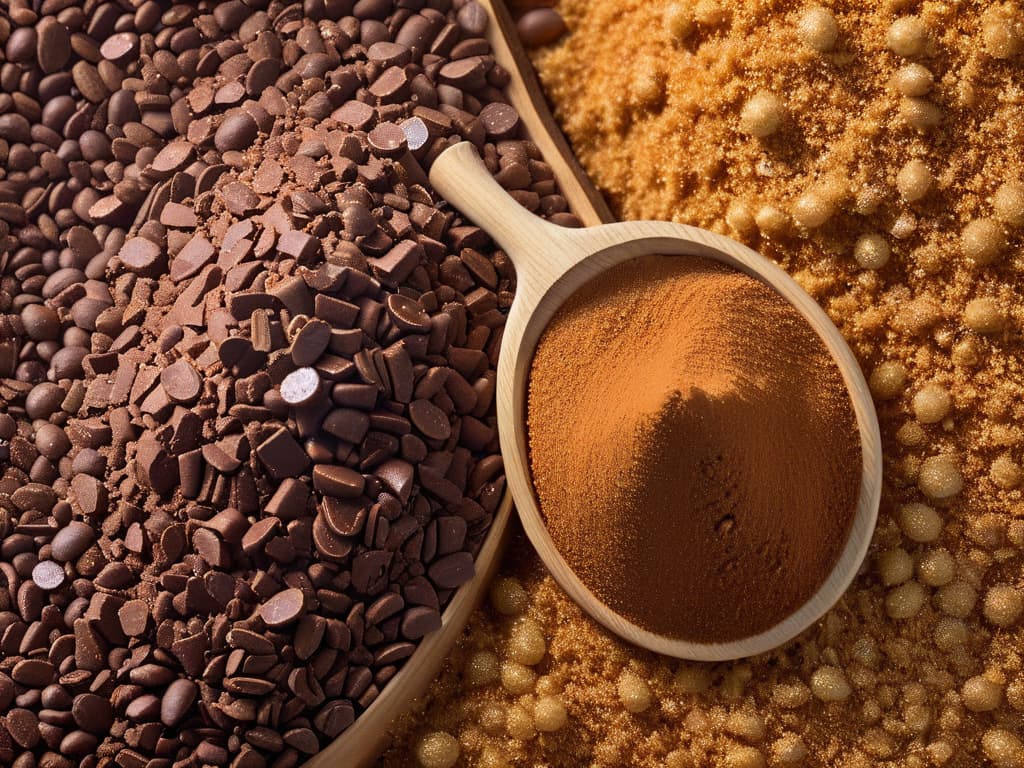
[478,747,511,768]
[963,297,1005,333]
[900,97,943,131]
[981,729,1024,767]
[464,650,501,687]
[694,0,728,27]
[792,189,835,229]
[869,361,907,400]
[618,670,653,713]
[981,5,1024,59]
[507,619,546,666]
[918,455,963,499]
[990,455,1022,489]
[489,576,528,616]
[754,204,790,235]
[739,91,786,137]
[993,181,1024,226]
[506,704,536,741]
[916,548,956,587]
[961,218,1007,265]
[935,580,978,618]
[891,63,934,96]
[725,710,767,743]
[534,696,568,732]
[664,3,695,40]
[886,580,928,619]
[896,159,933,202]
[415,732,460,768]
[853,233,890,270]
[983,585,1024,627]
[771,734,809,764]
[797,7,839,52]
[912,384,952,424]
[877,547,914,586]
[500,661,536,695]
[887,16,929,57]
[723,745,766,768]
[898,502,943,542]
[810,666,852,702]
[962,676,1003,712]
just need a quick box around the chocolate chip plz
[161,358,202,403]
[313,464,366,499]
[215,110,259,152]
[280,366,322,406]
[31,560,65,591]
[368,122,409,158]
[260,587,306,627]
[291,319,332,366]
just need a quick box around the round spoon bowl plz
[429,141,882,661]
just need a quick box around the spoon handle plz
[429,142,590,301]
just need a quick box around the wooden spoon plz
[428,140,883,661]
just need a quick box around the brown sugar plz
[385,1,1024,765]
[527,255,861,641]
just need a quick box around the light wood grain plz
[304,4,613,767]
[429,141,882,661]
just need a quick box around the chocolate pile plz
[0,1,576,766]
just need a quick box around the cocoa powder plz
[527,255,861,642]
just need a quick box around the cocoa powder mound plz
[527,255,862,642]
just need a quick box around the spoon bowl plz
[429,141,882,660]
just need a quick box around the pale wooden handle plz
[428,143,579,292]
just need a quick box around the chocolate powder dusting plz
[527,255,861,641]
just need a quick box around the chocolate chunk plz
[427,552,475,589]
[118,600,150,637]
[291,319,332,366]
[260,587,306,627]
[479,102,520,139]
[170,235,216,282]
[119,237,166,277]
[280,366,322,406]
[368,122,409,158]
[256,427,310,480]
[31,560,65,591]
[313,464,366,498]
[215,110,259,152]
[409,399,452,440]
[401,606,442,639]
[161,358,203,403]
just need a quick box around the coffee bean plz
[36,17,72,74]
[517,8,568,48]
[50,521,95,562]
[214,110,259,153]
[72,693,114,734]
[161,679,198,727]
